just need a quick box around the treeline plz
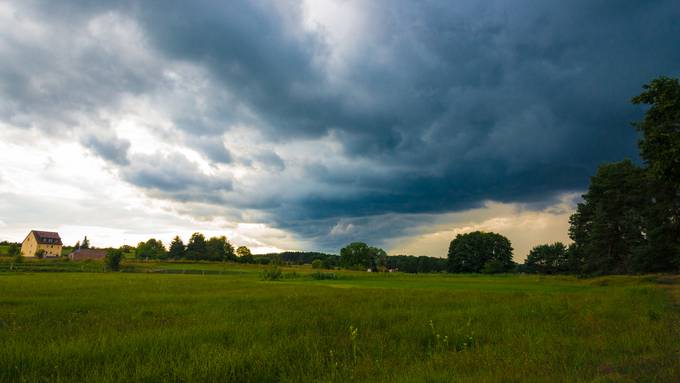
[258,249,447,273]
[134,233,250,262]
[336,242,448,273]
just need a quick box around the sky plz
[1,0,679,259]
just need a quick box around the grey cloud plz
[121,152,233,203]
[82,134,131,165]
[186,135,233,164]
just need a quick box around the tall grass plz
[0,269,678,382]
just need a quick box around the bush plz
[310,271,337,280]
[35,249,46,259]
[311,259,322,269]
[7,244,20,258]
[105,249,123,271]
[262,265,283,281]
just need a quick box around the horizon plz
[1,1,679,260]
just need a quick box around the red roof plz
[31,230,63,245]
[69,249,107,261]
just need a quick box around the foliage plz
[168,236,185,259]
[260,251,339,266]
[524,242,569,274]
[35,249,46,259]
[310,271,337,280]
[447,231,514,273]
[105,249,123,271]
[261,265,283,281]
[81,236,90,249]
[135,238,167,260]
[569,160,648,274]
[481,259,506,274]
[7,243,20,258]
[206,236,236,261]
[311,259,322,269]
[340,242,386,271]
[567,77,680,275]
[236,246,254,263]
[386,255,447,273]
[632,76,680,271]
[186,233,207,260]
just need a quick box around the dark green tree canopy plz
[169,236,185,260]
[206,236,236,261]
[135,238,166,260]
[236,246,254,263]
[632,76,680,184]
[568,160,647,274]
[447,231,514,273]
[340,242,386,270]
[186,232,207,259]
[524,242,568,274]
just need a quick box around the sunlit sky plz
[1,1,679,258]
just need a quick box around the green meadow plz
[0,261,679,382]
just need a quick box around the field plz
[0,260,679,382]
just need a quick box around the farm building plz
[21,230,63,257]
[68,248,107,261]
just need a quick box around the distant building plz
[68,248,107,261]
[21,230,63,257]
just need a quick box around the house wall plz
[20,233,62,257]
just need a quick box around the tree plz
[7,243,20,258]
[81,236,90,249]
[568,160,648,274]
[236,246,254,263]
[135,239,166,260]
[311,259,322,269]
[186,232,207,260]
[35,249,46,259]
[447,231,514,273]
[105,249,123,271]
[73,240,80,249]
[482,259,506,274]
[169,236,185,260]
[632,76,680,271]
[524,242,568,274]
[340,242,372,269]
[205,236,236,261]
[339,242,387,270]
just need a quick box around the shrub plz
[262,265,283,281]
[310,271,337,280]
[105,249,123,271]
[7,244,20,258]
[311,259,322,269]
[35,249,46,259]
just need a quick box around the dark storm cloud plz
[3,0,680,249]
